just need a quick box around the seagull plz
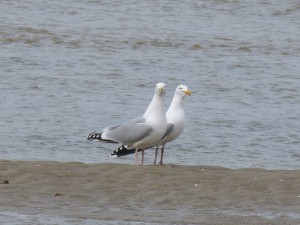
[87,82,167,164]
[110,85,191,165]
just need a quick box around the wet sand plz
[1,160,300,224]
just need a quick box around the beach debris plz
[194,184,198,187]
[54,192,65,197]
[2,180,9,184]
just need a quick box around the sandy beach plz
[1,160,300,224]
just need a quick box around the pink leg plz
[141,149,145,165]
[160,145,165,165]
[135,148,139,163]
[153,146,159,165]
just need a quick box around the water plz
[1,0,300,169]
[2,207,300,225]
[0,211,164,225]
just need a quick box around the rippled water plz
[1,0,300,169]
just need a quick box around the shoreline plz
[1,160,300,224]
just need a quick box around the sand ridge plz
[1,160,300,224]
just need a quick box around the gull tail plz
[87,132,118,143]
[110,145,141,158]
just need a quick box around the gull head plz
[155,82,167,96]
[176,85,192,97]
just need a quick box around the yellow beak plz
[184,90,192,96]
[159,87,165,93]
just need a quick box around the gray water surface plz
[1,0,300,169]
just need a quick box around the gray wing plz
[161,123,174,140]
[103,117,153,144]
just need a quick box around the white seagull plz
[110,85,191,165]
[87,82,167,164]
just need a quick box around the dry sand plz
[1,160,300,224]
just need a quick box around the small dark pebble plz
[2,180,9,184]
[54,192,65,197]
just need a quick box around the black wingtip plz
[87,133,118,143]
[110,145,141,157]
[87,133,102,141]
